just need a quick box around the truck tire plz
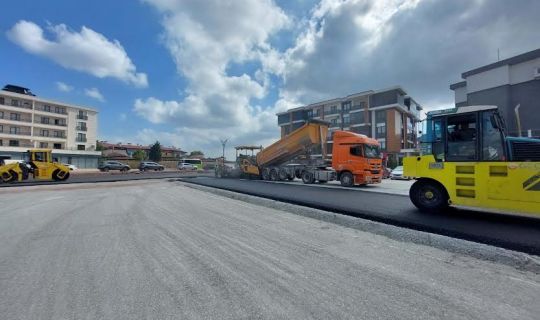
[287,176,295,181]
[409,180,449,213]
[301,171,314,184]
[278,168,288,181]
[270,168,278,181]
[2,170,17,183]
[262,168,270,180]
[340,172,354,187]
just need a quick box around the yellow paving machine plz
[0,149,70,183]
[404,105,540,217]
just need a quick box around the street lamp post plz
[220,138,228,160]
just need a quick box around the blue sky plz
[2,0,539,156]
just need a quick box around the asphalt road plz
[182,177,540,255]
[0,180,538,320]
[0,170,208,187]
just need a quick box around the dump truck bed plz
[256,120,329,167]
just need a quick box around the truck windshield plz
[363,144,380,158]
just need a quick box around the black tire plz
[261,168,270,180]
[269,169,278,181]
[318,180,328,184]
[301,171,314,184]
[278,169,288,181]
[340,172,354,187]
[287,176,295,181]
[2,170,17,183]
[102,167,109,172]
[1,171,12,182]
[409,180,449,213]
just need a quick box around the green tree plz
[96,140,106,151]
[189,150,204,158]
[132,149,146,161]
[149,141,162,162]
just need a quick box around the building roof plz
[461,48,540,78]
[449,81,467,90]
[0,89,98,113]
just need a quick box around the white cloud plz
[84,87,105,102]
[133,0,291,153]
[119,113,127,121]
[7,20,148,87]
[55,81,73,92]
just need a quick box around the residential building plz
[0,87,100,168]
[450,48,540,138]
[277,86,422,162]
[99,142,187,160]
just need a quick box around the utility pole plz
[220,138,228,160]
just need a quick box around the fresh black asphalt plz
[182,177,540,256]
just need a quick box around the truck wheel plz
[278,169,288,181]
[340,172,354,187]
[409,180,449,213]
[270,169,278,181]
[301,171,314,184]
[1,172,11,182]
[2,170,17,183]
[262,168,270,180]
[287,176,295,181]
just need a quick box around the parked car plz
[99,161,130,172]
[178,162,197,170]
[139,161,165,171]
[390,166,410,180]
[62,163,78,171]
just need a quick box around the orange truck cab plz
[332,131,383,186]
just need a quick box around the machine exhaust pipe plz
[514,104,522,137]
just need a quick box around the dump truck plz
[216,119,383,186]
[0,149,70,183]
[404,105,540,217]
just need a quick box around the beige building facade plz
[0,89,101,168]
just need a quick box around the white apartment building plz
[0,88,101,168]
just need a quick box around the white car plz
[390,166,410,180]
[178,162,197,170]
[62,163,78,171]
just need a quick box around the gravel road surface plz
[0,180,538,320]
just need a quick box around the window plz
[0,97,4,105]
[55,106,61,113]
[9,140,19,147]
[0,111,3,119]
[10,127,19,134]
[53,143,62,149]
[0,140,2,146]
[331,105,337,114]
[0,125,2,133]
[432,119,444,161]
[40,142,48,148]
[11,99,19,107]
[350,145,363,157]
[43,105,51,112]
[364,144,381,158]
[343,115,350,125]
[447,114,477,161]
[342,101,351,112]
[77,133,86,142]
[350,112,364,124]
[481,111,504,161]
[330,118,338,127]
[10,113,20,121]
[41,129,49,137]
[378,139,386,150]
[77,145,86,150]
[53,131,62,137]
[42,117,50,124]
[33,152,46,162]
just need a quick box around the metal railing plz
[76,126,88,131]
[76,137,87,142]
[77,114,88,120]
[0,115,32,122]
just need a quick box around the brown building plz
[277,86,422,163]
[99,141,187,160]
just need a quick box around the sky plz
[1,0,540,157]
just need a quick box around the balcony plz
[351,104,365,111]
[36,133,66,138]
[76,125,88,131]
[35,120,67,127]
[324,110,340,116]
[1,130,32,136]
[76,137,87,142]
[0,115,32,123]
[77,114,88,120]
[1,100,32,110]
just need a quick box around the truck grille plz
[511,140,540,161]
